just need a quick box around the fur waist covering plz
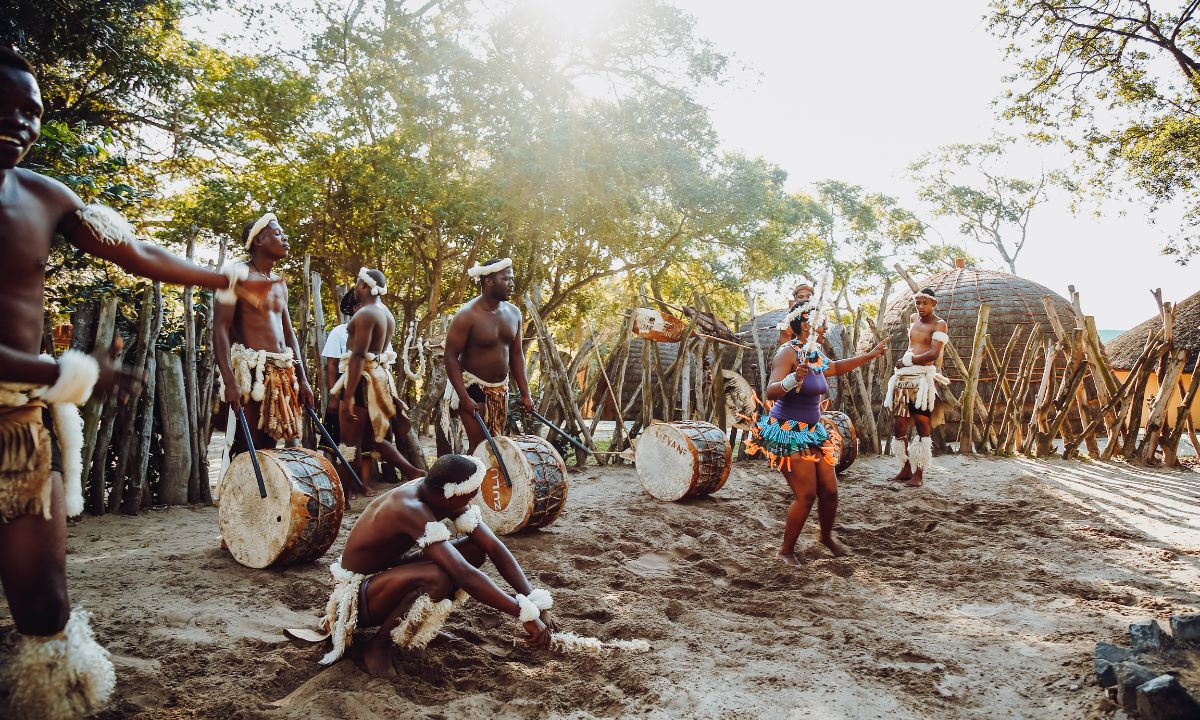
[739,397,841,471]
[884,364,950,421]
[3,609,116,720]
[0,377,89,521]
[220,343,301,442]
[331,350,404,442]
[318,561,369,665]
[440,370,508,442]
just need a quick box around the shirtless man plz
[438,257,534,454]
[0,47,274,720]
[214,213,315,456]
[884,287,950,487]
[310,453,555,676]
[335,268,424,496]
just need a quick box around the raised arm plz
[827,342,888,378]
[764,346,806,403]
[443,310,476,416]
[508,310,534,413]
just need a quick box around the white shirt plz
[321,323,395,359]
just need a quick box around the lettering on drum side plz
[489,467,502,511]
[655,434,690,458]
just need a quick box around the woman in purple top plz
[745,301,886,567]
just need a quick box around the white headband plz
[468,257,512,279]
[914,292,936,301]
[443,455,487,498]
[776,300,815,330]
[357,267,386,296]
[244,212,277,250]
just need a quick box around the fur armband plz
[901,351,914,367]
[443,455,486,498]
[216,262,249,306]
[39,350,100,406]
[453,505,483,534]
[931,331,949,345]
[77,204,136,246]
[417,521,452,548]
[515,594,541,623]
[526,588,553,611]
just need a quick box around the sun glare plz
[523,0,619,40]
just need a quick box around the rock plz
[1097,641,1133,664]
[1130,619,1168,653]
[1135,674,1200,720]
[1170,614,1200,644]
[1095,659,1118,688]
[1115,661,1160,712]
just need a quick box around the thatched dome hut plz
[1105,288,1200,425]
[878,266,1077,433]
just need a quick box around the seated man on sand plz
[305,454,556,675]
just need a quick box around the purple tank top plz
[769,349,827,426]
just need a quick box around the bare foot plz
[776,551,803,567]
[904,471,924,488]
[219,537,228,552]
[819,535,852,557]
[358,645,396,677]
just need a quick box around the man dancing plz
[0,47,273,719]
[214,212,315,457]
[304,453,555,675]
[333,268,424,496]
[884,287,950,488]
[438,257,534,454]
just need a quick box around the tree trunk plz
[156,351,193,506]
[107,285,156,513]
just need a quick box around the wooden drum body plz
[819,410,858,473]
[219,448,344,569]
[472,435,569,535]
[636,421,731,501]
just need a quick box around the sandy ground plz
[2,444,1199,719]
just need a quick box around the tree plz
[988,0,1200,263]
[909,138,1053,274]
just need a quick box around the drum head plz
[219,448,343,569]
[472,435,567,534]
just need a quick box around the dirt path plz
[3,454,1198,719]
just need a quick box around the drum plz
[218,448,344,569]
[819,410,858,473]
[636,421,731,501]
[472,435,569,535]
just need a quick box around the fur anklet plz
[3,609,116,720]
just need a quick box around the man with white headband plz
[0,46,278,720]
[301,454,556,676]
[332,268,425,495]
[884,286,950,487]
[214,212,315,456]
[438,256,534,453]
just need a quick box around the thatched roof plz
[879,267,1075,385]
[1105,288,1200,373]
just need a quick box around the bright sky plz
[674,0,1195,329]
[185,1,1195,330]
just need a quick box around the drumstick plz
[529,409,592,457]
[303,403,362,488]
[235,407,268,499]
[474,411,513,490]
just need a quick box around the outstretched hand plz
[92,337,145,400]
[235,276,282,308]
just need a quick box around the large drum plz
[472,435,569,535]
[219,448,344,569]
[636,421,731,501]
[820,410,858,473]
